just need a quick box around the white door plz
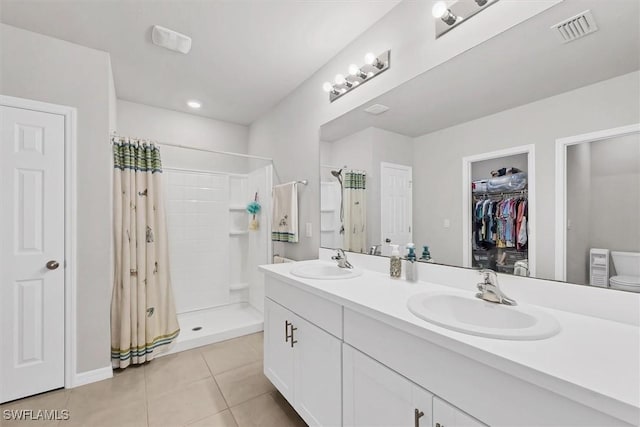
[381,162,413,254]
[343,344,432,427]
[0,106,65,403]
[263,298,295,402]
[433,397,487,427]
[293,314,341,427]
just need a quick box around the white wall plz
[116,100,248,153]
[1,24,113,373]
[567,143,592,284]
[412,71,640,280]
[117,99,251,173]
[248,0,560,260]
[589,135,640,264]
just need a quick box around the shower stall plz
[161,145,273,353]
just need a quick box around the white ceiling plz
[321,0,640,141]
[0,0,399,125]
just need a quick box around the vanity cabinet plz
[433,397,486,427]
[264,296,341,427]
[343,344,433,427]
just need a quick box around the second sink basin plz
[290,262,363,280]
[407,292,560,340]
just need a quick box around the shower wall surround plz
[165,169,232,312]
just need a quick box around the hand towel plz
[272,182,299,243]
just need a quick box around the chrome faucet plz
[332,248,353,269]
[475,269,517,306]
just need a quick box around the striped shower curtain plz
[343,171,367,253]
[111,137,179,368]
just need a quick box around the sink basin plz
[290,262,362,280]
[407,292,560,340]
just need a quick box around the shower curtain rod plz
[110,132,273,162]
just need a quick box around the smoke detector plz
[364,104,390,115]
[152,25,192,54]
[551,10,598,44]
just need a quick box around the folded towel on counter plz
[272,182,299,243]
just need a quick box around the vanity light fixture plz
[348,64,368,79]
[433,0,499,38]
[432,1,458,26]
[322,50,391,102]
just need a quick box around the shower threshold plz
[165,302,263,355]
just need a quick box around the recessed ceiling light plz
[187,100,202,109]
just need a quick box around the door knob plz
[46,260,60,270]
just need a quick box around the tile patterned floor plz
[1,332,307,427]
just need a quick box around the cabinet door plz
[433,397,486,427]
[293,314,342,427]
[264,298,295,402]
[343,345,432,427]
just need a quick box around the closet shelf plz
[229,230,249,236]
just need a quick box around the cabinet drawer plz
[265,276,342,338]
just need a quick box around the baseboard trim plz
[70,366,113,388]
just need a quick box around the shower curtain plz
[343,171,367,253]
[111,137,179,368]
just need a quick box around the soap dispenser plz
[405,243,418,282]
[390,245,402,278]
[421,245,433,263]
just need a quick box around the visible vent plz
[552,10,598,43]
[364,104,390,115]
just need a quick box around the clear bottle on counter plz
[390,244,402,279]
[404,243,418,282]
[406,243,418,282]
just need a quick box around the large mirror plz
[319,0,640,291]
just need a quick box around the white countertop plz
[259,260,640,425]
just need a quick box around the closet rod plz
[110,133,273,162]
[474,189,528,198]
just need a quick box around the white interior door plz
[0,106,66,403]
[381,162,413,254]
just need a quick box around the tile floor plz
[0,332,307,427]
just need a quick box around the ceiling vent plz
[551,10,598,43]
[364,104,390,115]
[152,25,192,54]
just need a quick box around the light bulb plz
[364,52,377,65]
[432,1,448,18]
[348,64,360,76]
[322,82,333,93]
[334,74,346,85]
[187,100,202,109]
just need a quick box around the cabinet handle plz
[285,320,291,343]
[414,409,424,427]
[290,324,298,348]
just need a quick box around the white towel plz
[272,182,298,243]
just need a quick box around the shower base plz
[165,302,263,355]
